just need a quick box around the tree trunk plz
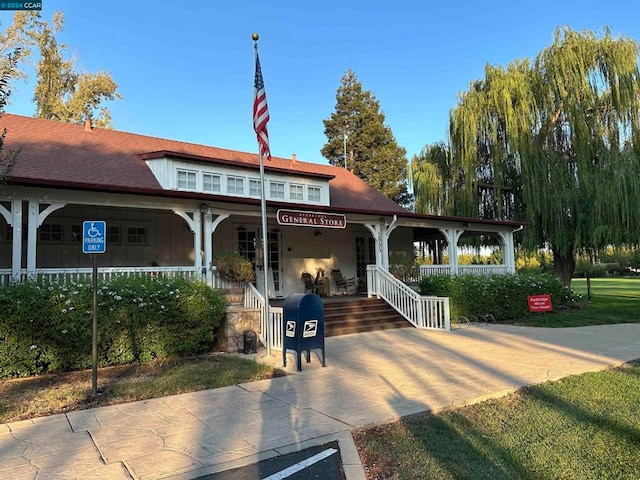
[553,249,576,287]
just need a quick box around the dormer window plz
[203,173,221,193]
[308,186,322,202]
[227,176,244,195]
[177,169,196,190]
[270,181,285,199]
[249,178,261,197]
[290,184,304,201]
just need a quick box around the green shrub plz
[0,277,225,379]
[419,273,570,321]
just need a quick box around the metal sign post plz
[82,221,106,397]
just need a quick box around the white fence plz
[419,264,511,277]
[0,266,200,285]
[368,264,450,331]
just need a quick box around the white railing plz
[459,265,511,275]
[41,266,200,283]
[419,264,511,277]
[419,265,453,276]
[0,266,201,285]
[245,282,283,351]
[368,264,450,331]
[0,269,11,286]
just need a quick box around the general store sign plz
[277,209,346,229]
[527,294,553,312]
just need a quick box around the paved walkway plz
[1,323,639,480]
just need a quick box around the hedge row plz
[0,277,226,379]
[419,273,571,321]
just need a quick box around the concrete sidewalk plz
[1,323,639,480]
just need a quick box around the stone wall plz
[218,305,261,353]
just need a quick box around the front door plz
[237,227,282,298]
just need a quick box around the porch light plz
[200,203,213,215]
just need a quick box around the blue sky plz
[3,0,640,164]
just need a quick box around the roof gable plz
[1,114,408,215]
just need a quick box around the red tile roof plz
[1,113,408,215]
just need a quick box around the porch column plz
[174,209,203,277]
[439,228,464,274]
[1,200,23,280]
[26,202,66,278]
[363,223,383,268]
[381,215,398,270]
[364,215,398,270]
[498,231,516,274]
[203,211,213,285]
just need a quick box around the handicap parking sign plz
[83,221,106,254]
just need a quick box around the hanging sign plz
[277,209,346,229]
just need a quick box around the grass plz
[354,360,640,480]
[0,354,284,424]
[512,277,640,327]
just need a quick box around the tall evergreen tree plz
[322,69,412,206]
[443,27,640,285]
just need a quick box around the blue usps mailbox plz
[283,293,326,371]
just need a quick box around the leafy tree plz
[30,12,121,127]
[411,142,452,215]
[437,27,640,286]
[322,69,412,206]
[0,11,121,128]
[0,41,20,183]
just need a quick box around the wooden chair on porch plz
[331,269,357,294]
[301,272,318,294]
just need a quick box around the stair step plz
[321,298,411,336]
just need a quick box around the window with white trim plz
[227,176,244,195]
[203,173,221,193]
[308,186,322,202]
[290,184,304,201]
[270,181,285,199]
[177,169,197,190]
[249,178,261,197]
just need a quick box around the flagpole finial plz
[252,32,259,42]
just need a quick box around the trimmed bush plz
[419,273,570,321]
[0,277,226,379]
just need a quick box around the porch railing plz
[368,264,450,331]
[0,266,200,285]
[244,282,283,351]
[419,264,511,277]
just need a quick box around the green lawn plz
[355,361,640,480]
[513,277,640,327]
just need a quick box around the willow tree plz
[447,27,640,285]
[411,142,452,215]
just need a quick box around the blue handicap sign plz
[83,221,106,254]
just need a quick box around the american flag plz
[253,50,271,159]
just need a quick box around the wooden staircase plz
[322,297,412,337]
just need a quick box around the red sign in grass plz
[528,294,553,312]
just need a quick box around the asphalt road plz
[196,441,345,480]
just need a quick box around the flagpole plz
[253,33,272,357]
